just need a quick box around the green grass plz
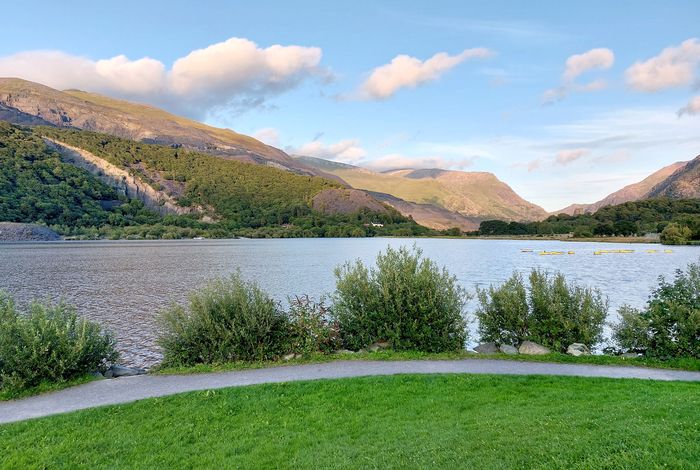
[1,374,698,469]
[155,349,700,375]
[0,374,98,401]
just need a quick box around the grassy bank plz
[0,374,98,402]
[2,374,698,468]
[155,350,700,375]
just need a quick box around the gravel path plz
[2,359,699,425]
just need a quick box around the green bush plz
[157,273,291,366]
[476,269,608,351]
[660,223,692,245]
[0,291,118,391]
[613,261,700,358]
[332,246,468,352]
[287,295,340,355]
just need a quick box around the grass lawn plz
[1,374,698,469]
[155,349,700,375]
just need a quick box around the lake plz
[1,238,697,368]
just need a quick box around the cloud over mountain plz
[0,37,325,118]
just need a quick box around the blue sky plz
[1,0,699,211]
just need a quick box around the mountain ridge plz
[555,160,689,215]
[0,77,323,176]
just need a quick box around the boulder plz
[474,342,499,354]
[282,353,296,361]
[518,341,551,355]
[621,352,641,359]
[566,343,590,357]
[499,344,519,355]
[107,365,146,377]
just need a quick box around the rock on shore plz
[0,222,61,241]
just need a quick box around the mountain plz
[556,161,688,215]
[295,156,547,228]
[646,155,700,199]
[0,78,321,176]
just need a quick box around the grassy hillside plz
[295,157,547,222]
[32,126,431,238]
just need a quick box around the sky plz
[1,0,699,211]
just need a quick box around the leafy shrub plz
[157,273,291,366]
[660,223,692,245]
[613,261,700,358]
[287,295,340,355]
[0,291,118,391]
[333,245,468,352]
[476,269,608,351]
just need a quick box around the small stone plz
[108,365,146,377]
[474,342,499,354]
[566,343,590,357]
[335,349,355,354]
[282,353,295,361]
[518,341,551,355]
[621,352,640,359]
[499,344,518,355]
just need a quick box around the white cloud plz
[364,153,474,171]
[357,48,493,100]
[543,48,614,103]
[289,139,368,164]
[0,37,325,117]
[555,148,588,165]
[252,128,280,146]
[563,48,615,81]
[625,38,700,92]
[677,95,700,116]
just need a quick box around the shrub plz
[0,291,118,391]
[287,295,340,355]
[660,223,692,245]
[157,273,291,366]
[613,262,700,358]
[333,245,468,352]
[476,269,608,351]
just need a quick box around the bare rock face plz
[518,341,551,355]
[0,222,61,241]
[312,188,388,215]
[646,155,700,199]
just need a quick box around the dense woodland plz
[477,198,700,244]
[0,123,433,239]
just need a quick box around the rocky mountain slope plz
[0,78,321,176]
[295,156,547,227]
[646,155,700,199]
[556,161,688,215]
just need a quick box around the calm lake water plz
[1,238,698,368]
